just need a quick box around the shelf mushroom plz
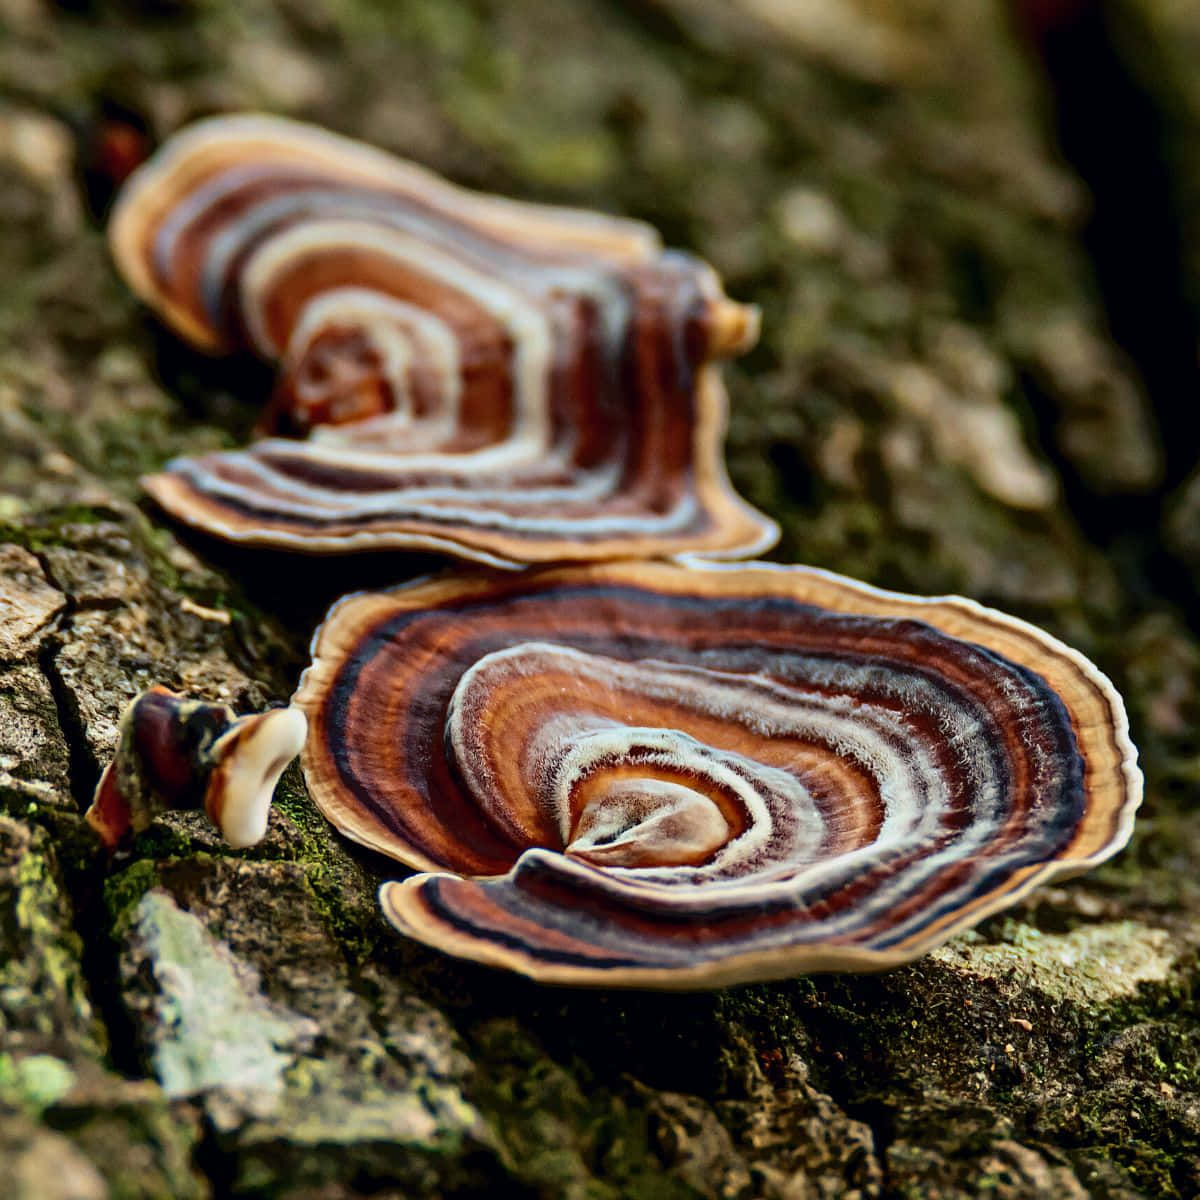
[294,561,1140,988]
[107,114,776,568]
[86,686,307,850]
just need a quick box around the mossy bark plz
[1,1,1198,1197]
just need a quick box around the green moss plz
[938,921,1180,1010]
[269,766,384,967]
[0,1054,75,1116]
[464,1017,711,1200]
[0,820,104,1055]
[0,505,112,553]
[55,1095,207,1200]
[103,859,172,937]
[1092,1144,1179,1198]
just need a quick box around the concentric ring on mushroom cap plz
[294,560,1140,989]
[108,113,777,568]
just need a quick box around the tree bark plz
[1,1,1197,1196]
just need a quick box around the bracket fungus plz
[294,561,1141,989]
[86,686,307,850]
[108,114,777,568]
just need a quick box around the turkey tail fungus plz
[86,686,307,850]
[108,114,776,568]
[294,561,1140,988]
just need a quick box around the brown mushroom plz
[294,560,1140,988]
[108,114,776,568]
[86,686,306,850]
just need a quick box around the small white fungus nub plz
[210,706,309,848]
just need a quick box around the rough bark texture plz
[2,1,1199,1197]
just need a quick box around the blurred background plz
[3,2,1200,1197]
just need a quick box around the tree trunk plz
[1,1,1197,1196]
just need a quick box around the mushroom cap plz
[204,704,309,848]
[294,560,1140,989]
[85,686,306,850]
[108,113,777,567]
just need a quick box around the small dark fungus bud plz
[294,561,1140,988]
[107,113,776,568]
[86,686,307,850]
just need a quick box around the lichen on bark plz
[1,1,1199,1197]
